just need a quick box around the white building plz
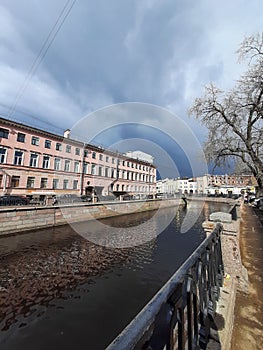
[156,177,198,195]
[156,178,178,196]
[177,178,197,194]
[124,151,154,164]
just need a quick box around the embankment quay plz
[0,198,262,349]
[0,198,180,236]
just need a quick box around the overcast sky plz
[0,0,262,176]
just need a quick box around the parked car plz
[56,194,82,204]
[81,194,93,202]
[0,195,30,206]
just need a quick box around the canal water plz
[0,201,230,350]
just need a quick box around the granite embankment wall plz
[202,200,245,350]
[0,199,182,236]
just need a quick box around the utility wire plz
[0,102,64,133]
[8,0,77,118]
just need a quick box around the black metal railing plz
[107,223,224,350]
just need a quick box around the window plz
[84,150,89,157]
[99,154,103,161]
[31,136,39,146]
[98,166,103,176]
[127,162,130,167]
[17,132,25,143]
[75,148,80,156]
[0,148,7,163]
[66,145,71,153]
[0,175,2,187]
[13,150,23,165]
[27,177,35,188]
[42,155,50,169]
[45,140,51,149]
[11,176,20,188]
[106,156,109,162]
[64,159,71,172]
[91,164,96,175]
[0,128,9,139]
[40,178,48,188]
[92,152,96,159]
[105,167,109,177]
[112,158,115,164]
[56,142,62,151]
[131,163,134,168]
[83,162,88,174]
[63,179,68,189]
[52,179,59,189]
[54,157,61,171]
[122,161,125,166]
[73,180,78,190]
[30,153,38,167]
[74,161,80,173]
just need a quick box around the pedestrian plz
[244,193,248,204]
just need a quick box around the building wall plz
[156,178,197,195]
[0,118,156,197]
[157,174,256,196]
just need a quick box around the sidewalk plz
[205,202,263,350]
[230,204,263,350]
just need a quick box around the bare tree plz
[189,33,263,193]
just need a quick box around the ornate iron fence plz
[107,223,224,350]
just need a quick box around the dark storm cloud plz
[0,0,262,137]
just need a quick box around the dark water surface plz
[0,201,230,350]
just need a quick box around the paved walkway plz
[230,204,263,350]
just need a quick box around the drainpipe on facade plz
[80,143,86,196]
[148,166,151,197]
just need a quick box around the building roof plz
[0,116,156,167]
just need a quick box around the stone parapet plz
[204,208,248,349]
[0,198,181,236]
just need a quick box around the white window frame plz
[31,136,39,146]
[91,164,96,175]
[0,148,7,164]
[63,179,68,189]
[53,178,59,189]
[64,159,71,172]
[30,153,39,167]
[74,161,80,173]
[42,155,50,169]
[54,157,61,171]
[13,150,24,165]
[73,179,78,189]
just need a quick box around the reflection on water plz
[70,203,177,248]
[0,201,230,350]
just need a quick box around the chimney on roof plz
[64,129,70,138]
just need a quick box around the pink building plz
[0,117,156,199]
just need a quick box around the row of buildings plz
[156,175,257,197]
[0,117,156,200]
[0,116,257,201]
